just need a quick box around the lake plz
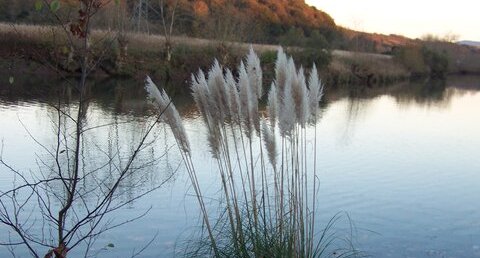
[1,75,480,257]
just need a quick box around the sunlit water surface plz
[1,76,480,257]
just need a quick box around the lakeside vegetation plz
[0,22,396,85]
[2,0,480,90]
[2,22,465,92]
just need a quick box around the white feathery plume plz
[274,52,296,137]
[191,69,211,124]
[167,101,190,154]
[274,47,290,135]
[191,68,223,159]
[308,64,324,121]
[292,67,309,127]
[246,47,262,134]
[261,120,277,169]
[238,61,253,137]
[286,56,297,91]
[145,76,190,153]
[225,68,241,126]
[251,104,261,135]
[278,75,295,138]
[145,76,166,109]
[206,113,221,159]
[267,82,278,127]
[207,59,227,125]
[287,57,296,81]
[246,46,263,99]
[275,47,288,99]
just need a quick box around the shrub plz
[392,46,428,76]
[393,45,449,78]
[421,47,449,79]
[288,48,332,71]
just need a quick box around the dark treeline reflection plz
[2,74,480,118]
[327,76,480,108]
[0,74,198,118]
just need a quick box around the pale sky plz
[306,0,480,41]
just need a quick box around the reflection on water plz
[1,75,480,257]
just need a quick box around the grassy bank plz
[1,23,410,89]
[327,50,409,85]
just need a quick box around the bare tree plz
[159,0,178,62]
[133,0,150,33]
[130,0,178,62]
[0,1,172,257]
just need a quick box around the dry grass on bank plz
[1,22,410,83]
[0,22,276,53]
[330,51,409,79]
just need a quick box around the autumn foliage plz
[0,0,339,44]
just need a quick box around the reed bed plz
[145,47,358,257]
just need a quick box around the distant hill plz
[152,0,419,50]
[0,0,416,51]
[0,0,340,44]
[140,0,340,43]
[457,40,480,48]
[2,0,473,58]
[338,27,417,53]
[180,0,337,29]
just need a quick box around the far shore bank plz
[1,23,478,89]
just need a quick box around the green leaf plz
[106,243,115,248]
[9,76,14,85]
[114,0,120,5]
[34,1,43,11]
[50,0,60,12]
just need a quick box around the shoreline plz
[1,23,477,89]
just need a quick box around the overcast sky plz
[306,0,480,41]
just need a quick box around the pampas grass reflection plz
[146,48,359,258]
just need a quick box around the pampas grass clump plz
[146,47,359,258]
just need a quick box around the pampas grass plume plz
[225,68,241,126]
[262,120,277,168]
[238,61,253,137]
[145,76,190,153]
[308,64,324,121]
[246,46,263,99]
[267,82,278,127]
[292,67,309,127]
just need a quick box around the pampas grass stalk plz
[307,63,325,255]
[145,77,220,257]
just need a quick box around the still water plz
[1,76,480,257]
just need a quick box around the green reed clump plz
[146,47,359,257]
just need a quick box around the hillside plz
[179,0,336,29]
[0,0,420,51]
[338,27,417,53]
[1,0,479,76]
[0,0,339,44]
